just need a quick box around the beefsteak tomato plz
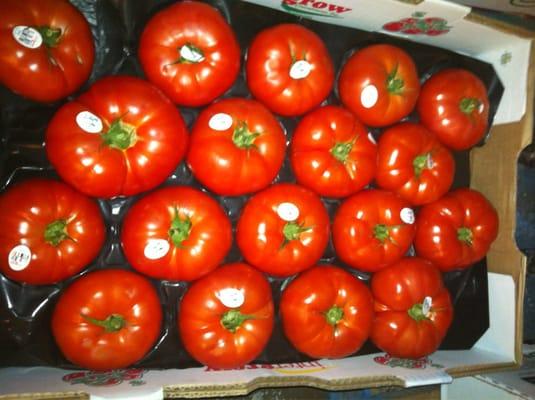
[45,76,188,198]
[178,262,274,369]
[290,105,377,198]
[52,269,163,370]
[0,179,105,285]
[0,0,94,102]
[280,265,374,359]
[370,257,453,359]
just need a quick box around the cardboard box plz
[0,0,533,398]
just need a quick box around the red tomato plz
[51,269,163,370]
[0,179,105,285]
[290,105,377,198]
[121,186,232,281]
[45,76,188,198]
[376,122,455,205]
[178,262,274,369]
[332,189,416,272]
[138,1,240,107]
[417,68,489,150]
[338,44,420,127]
[0,0,94,102]
[246,23,334,116]
[371,257,453,359]
[280,265,374,359]
[414,188,499,271]
[186,98,286,196]
[236,183,330,277]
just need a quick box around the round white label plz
[144,239,170,260]
[208,113,233,131]
[76,111,103,134]
[289,60,312,79]
[400,207,415,224]
[12,26,43,49]
[8,245,32,271]
[478,102,485,114]
[426,154,435,169]
[216,288,245,308]
[277,202,300,222]
[422,296,433,317]
[367,132,377,145]
[180,44,205,63]
[360,85,379,109]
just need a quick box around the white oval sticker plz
[8,245,32,271]
[290,60,312,80]
[422,296,433,317]
[361,85,379,109]
[216,288,245,308]
[426,154,435,169]
[277,202,300,222]
[478,102,485,114]
[76,111,103,134]
[400,207,415,225]
[208,113,233,131]
[144,239,170,260]
[180,44,205,63]
[12,26,43,49]
[367,132,377,145]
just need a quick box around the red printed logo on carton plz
[205,360,328,374]
[62,369,146,387]
[374,354,444,369]
[383,12,451,36]
[281,0,352,18]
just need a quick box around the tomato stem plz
[457,227,473,246]
[459,97,480,115]
[331,138,356,163]
[44,219,71,246]
[178,43,205,64]
[386,63,404,94]
[35,26,62,48]
[413,153,432,178]
[325,305,344,326]
[282,222,311,247]
[220,309,254,333]
[169,207,192,247]
[232,121,261,150]
[373,224,390,243]
[81,313,127,333]
[101,118,137,150]
[407,303,429,322]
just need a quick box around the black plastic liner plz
[0,0,501,369]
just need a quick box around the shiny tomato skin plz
[236,183,330,277]
[290,105,377,198]
[371,257,453,359]
[246,23,334,117]
[121,186,232,282]
[280,265,374,359]
[332,189,416,272]
[45,76,189,198]
[178,262,274,369]
[417,69,489,150]
[138,1,240,107]
[51,269,163,370]
[338,44,420,127]
[186,98,286,196]
[376,122,455,205]
[0,0,94,102]
[0,179,105,285]
[414,188,499,271]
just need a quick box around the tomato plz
[138,1,240,107]
[280,265,374,359]
[417,68,489,150]
[0,179,105,285]
[246,23,334,117]
[121,186,232,282]
[0,0,94,102]
[51,269,163,370]
[178,262,274,369]
[375,122,455,205]
[290,105,377,198]
[186,98,286,196]
[332,189,416,272]
[236,183,330,277]
[370,257,453,359]
[338,44,420,127]
[414,188,499,271]
[45,76,188,198]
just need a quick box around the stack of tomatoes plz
[0,0,499,371]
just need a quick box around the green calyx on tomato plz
[459,97,481,116]
[407,302,431,322]
[282,222,311,246]
[325,305,344,326]
[386,63,404,94]
[101,118,137,150]
[457,227,473,246]
[44,219,72,246]
[373,224,397,243]
[35,26,62,48]
[413,153,432,178]
[169,208,192,247]
[82,313,127,333]
[331,138,356,164]
[232,122,261,150]
[220,309,255,333]
[178,43,205,64]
